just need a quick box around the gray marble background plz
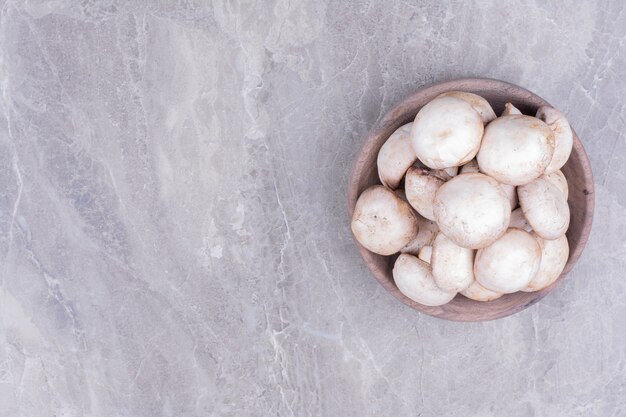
[0,0,624,416]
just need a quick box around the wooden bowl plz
[347,78,594,322]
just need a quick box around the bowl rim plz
[347,77,595,322]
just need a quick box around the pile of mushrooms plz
[351,92,573,306]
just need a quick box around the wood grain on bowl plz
[347,78,594,322]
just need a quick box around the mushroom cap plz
[418,245,432,263]
[501,102,522,116]
[477,115,555,185]
[431,233,475,292]
[475,228,542,293]
[461,280,503,302]
[405,166,445,221]
[393,254,456,306]
[537,106,574,174]
[459,159,480,174]
[351,185,419,255]
[433,173,511,249]
[377,123,416,189]
[437,91,497,124]
[401,215,439,255]
[411,95,484,169]
[518,177,570,240]
[523,234,569,292]
[509,207,533,232]
[543,169,569,199]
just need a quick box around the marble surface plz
[0,1,624,416]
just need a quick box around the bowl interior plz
[347,78,594,322]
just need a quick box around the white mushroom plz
[351,185,419,255]
[523,234,569,292]
[474,228,542,293]
[501,102,522,116]
[418,245,432,263]
[518,177,570,240]
[536,106,574,174]
[543,169,569,199]
[393,254,456,306]
[509,207,532,232]
[461,281,503,302]
[411,95,484,169]
[401,216,439,255]
[459,158,517,210]
[459,159,480,174]
[405,166,444,221]
[477,115,555,185]
[437,91,497,123]
[433,173,511,249]
[431,233,474,292]
[377,123,416,189]
[501,183,518,210]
